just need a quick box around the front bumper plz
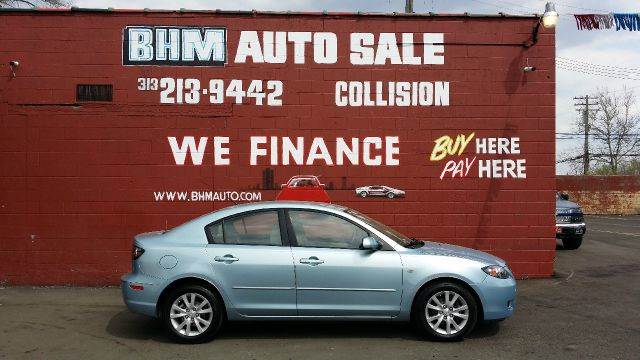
[556,223,586,237]
[475,274,517,320]
[121,273,164,317]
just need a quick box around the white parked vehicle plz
[356,185,405,199]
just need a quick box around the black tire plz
[412,282,478,341]
[562,235,583,250]
[387,192,395,199]
[161,285,225,343]
[359,191,368,198]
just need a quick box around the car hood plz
[414,241,506,266]
[556,199,582,212]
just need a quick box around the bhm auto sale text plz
[127,28,526,179]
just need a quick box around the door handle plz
[214,255,239,263]
[300,257,324,266]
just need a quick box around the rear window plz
[205,210,282,246]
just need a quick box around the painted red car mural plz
[276,175,331,203]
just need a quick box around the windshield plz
[346,209,424,248]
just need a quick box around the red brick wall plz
[557,176,640,215]
[0,10,556,284]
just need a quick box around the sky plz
[71,0,640,174]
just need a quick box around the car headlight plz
[482,265,510,279]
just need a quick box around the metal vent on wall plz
[76,84,113,102]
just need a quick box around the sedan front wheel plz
[413,282,478,341]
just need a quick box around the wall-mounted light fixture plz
[523,58,537,72]
[541,2,559,28]
[524,2,558,48]
[8,60,19,78]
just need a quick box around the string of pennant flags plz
[574,13,640,31]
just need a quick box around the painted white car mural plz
[356,185,405,198]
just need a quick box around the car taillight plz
[129,283,144,291]
[132,245,145,260]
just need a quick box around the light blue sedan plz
[122,201,516,343]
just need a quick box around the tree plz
[561,88,640,175]
[0,0,67,8]
[590,89,640,173]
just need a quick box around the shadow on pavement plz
[106,310,501,342]
[106,310,173,343]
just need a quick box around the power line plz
[557,132,640,137]
[556,62,640,81]
[556,59,640,78]
[468,0,608,14]
[557,153,640,163]
[556,63,640,78]
[552,2,609,13]
[556,66,640,81]
[556,65,640,80]
[557,57,640,73]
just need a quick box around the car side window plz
[206,211,282,246]
[288,210,369,249]
[206,222,224,243]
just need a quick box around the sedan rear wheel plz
[162,285,224,343]
[413,282,478,341]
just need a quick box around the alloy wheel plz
[169,293,214,337]
[425,290,469,335]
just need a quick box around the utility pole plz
[574,95,599,175]
[405,0,414,13]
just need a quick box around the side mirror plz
[560,193,569,201]
[361,237,381,250]
[281,184,286,189]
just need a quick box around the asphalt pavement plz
[1,215,639,359]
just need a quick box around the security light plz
[523,2,557,48]
[542,2,558,29]
[8,60,19,78]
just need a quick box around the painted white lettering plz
[423,33,445,65]
[235,31,264,63]
[168,136,208,165]
[350,33,375,65]
[181,29,225,62]
[213,137,230,165]
[288,32,312,64]
[250,136,267,165]
[306,137,334,165]
[314,32,338,64]
[128,28,153,61]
